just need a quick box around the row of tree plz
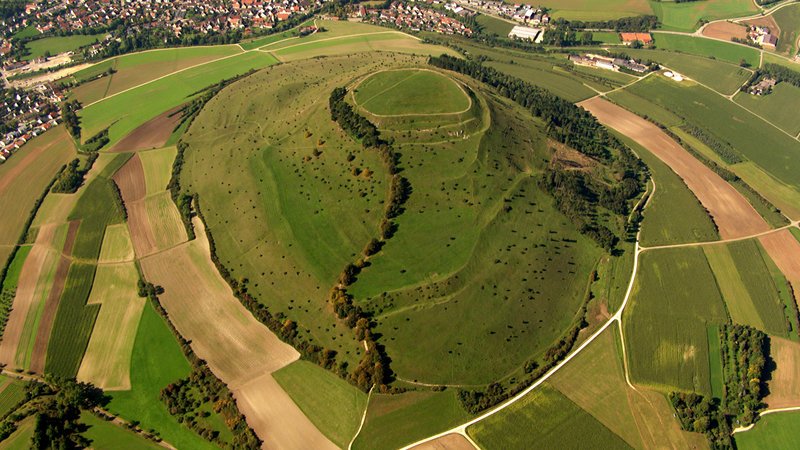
[679,124,742,164]
[51,154,96,194]
[62,100,82,140]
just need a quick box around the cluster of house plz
[0,85,63,163]
[364,2,474,37]
[454,0,549,25]
[747,26,777,50]
[748,77,776,95]
[569,53,649,73]
[2,0,316,39]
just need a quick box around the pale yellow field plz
[703,244,765,331]
[77,262,145,390]
[143,191,187,251]
[98,224,135,263]
[138,146,177,195]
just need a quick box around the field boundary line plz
[732,406,800,433]
[348,385,374,450]
[640,219,799,253]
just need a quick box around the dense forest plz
[428,55,645,249]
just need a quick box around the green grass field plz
[652,33,760,66]
[0,416,34,449]
[734,83,800,136]
[352,390,471,450]
[1,246,31,291]
[354,69,470,115]
[78,51,278,146]
[476,14,514,37]
[107,302,218,450]
[624,48,752,94]
[0,377,26,417]
[707,324,724,398]
[13,26,39,39]
[268,32,454,61]
[23,34,105,60]
[735,411,800,449]
[651,0,758,32]
[139,147,177,195]
[70,46,242,105]
[273,360,367,447]
[80,412,162,450]
[773,3,800,56]
[613,133,718,247]
[467,383,632,449]
[538,0,652,21]
[624,248,728,395]
[704,240,789,337]
[757,241,800,340]
[68,176,126,260]
[44,262,100,378]
[625,75,800,191]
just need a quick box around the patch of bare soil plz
[412,434,476,450]
[703,21,748,41]
[579,97,770,239]
[109,107,183,153]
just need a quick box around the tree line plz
[51,153,97,194]
[428,55,645,249]
[62,100,82,140]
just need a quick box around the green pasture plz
[734,83,800,136]
[652,33,760,67]
[45,262,100,378]
[268,32,454,61]
[624,48,752,94]
[591,32,622,44]
[263,20,400,51]
[23,34,105,60]
[13,26,39,39]
[538,0,652,21]
[81,412,162,450]
[735,411,800,449]
[704,240,787,337]
[354,69,471,115]
[273,360,367,448]
[2,246,31,291]
[773,3,800,56]
[467,383,632,449]
[352,390,470,450]
[623,247,728,395]
[707,325,724,399]
[626,75,800,190]
[78,51,278,147]
[614,133,718,247]
[650,0,758,32]
[0,416,34,450]
[108,302,218,450]
[0,377,26,417]
[476,14,514,37]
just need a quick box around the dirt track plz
[0,224,57,369]
[412,433,475,450]
[579,97,770,239]
[234,373,337,450]
[110,107,183,153]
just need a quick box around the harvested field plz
[0,224,59,370]
[139,219,299,386]
[98,223,135,263]
[580,97,769,240]
[702,21,748,41]
[234,373,337,450]
[765,337,800,408]
[110,106,183,152]
[412,434,475,450]
[759,229,800,291]
[77,263,145,390]
[112,154,146,204]
[139,147,177,195]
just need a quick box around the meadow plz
[773,2,800,56]
[80,412,162,450]
[624,48,752,94]
[0,127,75,267]
[650,0,758,32]
[623,247,728,395]
[0,377,26,418]
[734,83,800,136]
[467,383,632,449]
[704,240,789,337]
[0,417,34,449]
[273,360,367,448]
[78,51,278,146]
[625,75,800,191]
[354,69,470,115]
[107,302,218,450]
[613,133,718,247]
[352,390,470,450]
[537,0,652,21]
[652,32,760,67]
[23,34,105,60]
[475,14,514,37]
[268,32,455,62]
[735,411,800,449]
[70,45,242,105]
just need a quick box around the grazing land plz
[536,0,652,21]
[22,34,105,60]
[475,14,514,37]
[353,390,471,450]
[735,411,800,450]
[581,96,769,239]
[78,51,279,146]
[651,0,758,32]
[0,127,75,266]
[466,383,632,449]
[734,83,800,136]
[765,337,800,409]
[651,33,760,67]
[70,45,242,105]
[80,412,162,450]
[273,360,368,448]
[353,69,471,115]
[77,263,145,390]
[772,3,800,56]
[623,248,727,394]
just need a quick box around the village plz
[363,1,474,37]
[0,84,63,163]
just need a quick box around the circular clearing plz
[353,69,471,116]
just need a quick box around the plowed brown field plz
[579,97,770,239]
[112,155,146,204]
[110,106,183,152]
[413,434,476,450]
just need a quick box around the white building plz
[508,25,542,43]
